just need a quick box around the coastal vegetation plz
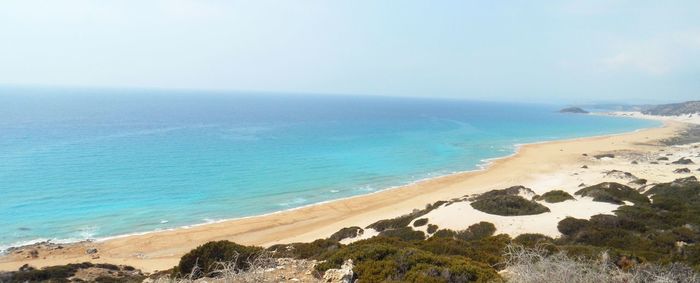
[413,218,429,227]
[5,177,700,282]
[642,101,700,116]
[533,190,575,203]
[574,182,649,205]
[366,201,447,232]
[470,187,550,216]
[176,241,264,278]
[0,262,144,282]
[328,226,364,242]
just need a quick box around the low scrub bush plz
[513,233,555,247]
[456,222,496,241]
[328,226,364,242]
[378,227,426,241]
[417,234,512,268]
[3,262,143,283]
[575,182,649,205]
[427,224,439,234]
[316,237,500,282]
[413,218,429,227]
[268,238,340,259]
[6,262,93,282]
[471,194,550,216]
[533,190,575,203]
[366,201,447,232]
[176,241,263,278]
[557,217,590,237]
[433,229,457,239]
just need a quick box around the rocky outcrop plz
[674,168,691,174]
[559,107,589,114]
[323,259,354,283]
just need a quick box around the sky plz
[0,0,699,104]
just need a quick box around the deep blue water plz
[0,87,660,249]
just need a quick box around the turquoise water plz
[0,88,660,250]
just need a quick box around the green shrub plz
[557,217,590,237]
[367,201,447,232]
[513,233,555,247]
[432,229,457,239]
[177,241,263,278]
[427,224,439,234]
[417,234,512,268]
[8,262,94,282]
[478,186,535,199]
[533,190,575,203]
[413,218,429,227]
[589,214,646,232]
[575,182,649,205]
[268,239,340,259]
[94,263,120,271]
[328,226,364,242]
[471,194,550,216]
[456,222,496,241]
[378,227,426,241]
[316,237,500,282]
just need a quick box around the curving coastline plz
[0,118,686,272]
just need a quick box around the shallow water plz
[0,87,660,249]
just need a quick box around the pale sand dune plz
[413,197,620,237]
[412,139,700,238]
[0,119,691,273]
[601,111,700,125]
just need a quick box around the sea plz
[0,87,660,250]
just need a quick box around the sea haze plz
[0,88,660,249]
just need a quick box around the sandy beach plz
[0,116,694,273]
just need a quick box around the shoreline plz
[0,117,663,252]
[0,116,685,272]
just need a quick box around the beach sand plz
[0,117,694,273]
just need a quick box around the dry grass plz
[502,244,700,283]
[154,251,281,283]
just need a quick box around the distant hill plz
[559,107,589,114]
[581,103,653,112]
[642,101,700,116]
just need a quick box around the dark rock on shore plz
[594,153,615,159]
[674,168,691,174]
[672,157,695,165]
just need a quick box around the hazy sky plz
[1,0,698,103]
